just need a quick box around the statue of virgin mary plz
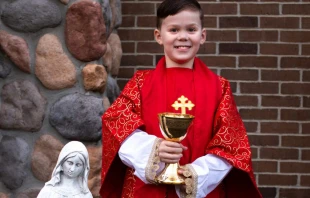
[37,141,93,198]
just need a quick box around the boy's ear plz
[154,29,163,45]
[200,28,207,45]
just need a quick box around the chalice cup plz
[155,112,195,185]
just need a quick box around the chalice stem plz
[156,162,184,184]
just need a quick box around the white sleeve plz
[118,129,164,184]
[176,154,232,198]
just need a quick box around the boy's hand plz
[158,140,187,163]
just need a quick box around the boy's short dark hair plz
[156,0,204,29]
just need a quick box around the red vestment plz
[100,57,262,198]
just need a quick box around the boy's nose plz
[178,31,188,40]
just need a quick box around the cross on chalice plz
[156,95,195,185]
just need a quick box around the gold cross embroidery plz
[172,95,195,114]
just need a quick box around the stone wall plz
[0,0,122,197]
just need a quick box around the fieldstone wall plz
[0,0,122,197]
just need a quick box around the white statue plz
[37,141,93,198]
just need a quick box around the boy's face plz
[154,9,206,68]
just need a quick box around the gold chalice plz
[155,112,194,185]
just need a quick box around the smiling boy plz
[100,0,262,197]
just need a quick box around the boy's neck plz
[165,57,194,69]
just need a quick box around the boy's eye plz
[169,28,178,32]
[188,28,196,32]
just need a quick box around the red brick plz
[261,122,299,134]
[199,56,236,67]
[261,70,300,81]
[258,188,277,198]
[281,109,310,121]
[240,4,279,15]
[302,17,310,29]
[121,55,153,66]
[281,83,310,95]
[281,57,310,68]
[137,42,162,53]
[260,44,299,55]
[281,162,310,173]
[122,16,135,27]
[234,95,258,106]
[220,69,258,81]
[203,17,217,28]
[280,189,310,198]
[261,148,299,160]
[240,82,279,94]
[259,174,297,186]
[262,96,301,107]
[219,17,258,28]
[118,29,154,41]
[121,42,135,53]
[260,17,299,29]
[302,149,310,160]
[302,44,310,55]
[304,96,310,108]
[239,56,278,68]
[281,31,310,42]
[251,147,258,158]
[117,79,129,90]
[252,161,278,172]
[201,3,237,15]
[282,135,310,147]
[197,42,216,54]
[240,109,278,120]
[303,71,310,81]
[122,3,155,15]
[301,175,310,187]
[117,68,135,79]
[283,4,310,15]
[302,123,310,134]
[244,121,258,132]
[261,0,299,1]
[137,16,156,27]
[206,30,237,41]
[239,30,278,42]
[248,135,279,146]
[219,43,257,54]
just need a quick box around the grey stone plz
[15,189,40,198]
[1,0,61,32]
[110,0,122,30]
[87,146,102,198]
[59,0,69,5]
[0,53,12,78]
[65,1,106,62]
[0,31,30,73]
[102,42,112,73]
[107,33,122,77]
[49,93,104,141]
[31,135,63,182]
[35,34,77,90]
[0,80,47,132]
[106,75,120,104]
[0,135,30,190]
[100,0,112,38]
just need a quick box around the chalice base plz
[156,163,184,185]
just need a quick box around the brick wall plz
[118,1,310,198]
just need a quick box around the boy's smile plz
[154,9,206,69]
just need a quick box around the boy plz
[100,0,262,197]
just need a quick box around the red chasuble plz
[100,57,262,198]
